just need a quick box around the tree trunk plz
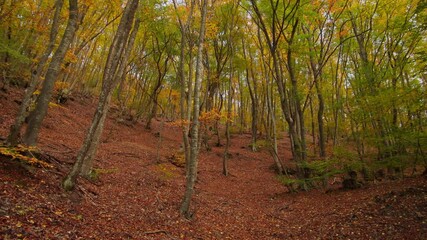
[223,25,235,175]
[63,0,139,190]
[23,0,79,146]
[180,0,207,218]
[223,79,232,176]
[173,0,195,175]
[266,61,284,174]
[242,40,257,151]
[314,76,326,157]
[80,19,140,177]
[7,0,64,146]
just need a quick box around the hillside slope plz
[1,88,426,239]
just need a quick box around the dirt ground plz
[1,87,426,239]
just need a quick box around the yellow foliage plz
[199,108,222,124]
[55,81,70,92]
[0,145,53,168]
[167,152,185,168]
[63,49,78,68]
[156,163,177,180]
[205,21,219,39]
[48,102,62,108]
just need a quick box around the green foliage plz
[0,41,31,64]
[300,158,343,180]
[333,146,365,173]
[276,175,304,192]
[277,158,344,191]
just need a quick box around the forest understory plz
[1,87,426,239]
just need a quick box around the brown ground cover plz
[1,88,426,239]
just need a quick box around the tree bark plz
[80,18,141,177]
[223,46,234,176]
[23,0,79,146]
[7,0,64,146]
[63,0,139,190]
[173,0,195,176]
[242,40,257,151]
[180,0,207,218]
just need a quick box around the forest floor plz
[0,87,426,239]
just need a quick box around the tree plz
[242,38,259,152]
[145,20,174,129]
[63,0,140,190]
[248,0,308,176]
[6,0,64,146]
[301,0,349,157]
[222,0,240,176]
[22,0,80,146]
[180,0,208,218]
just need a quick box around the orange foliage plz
[199,108,222,124]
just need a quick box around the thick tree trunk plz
[23,0,79,146]
[7,0,64,146]
[180,0,207,218]
[63,0,139,190]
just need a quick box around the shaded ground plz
[1,88,426,239]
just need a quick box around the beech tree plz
[21,0,79,146]
[6,0,64,146]
[63,0,140,190]
[248,0,309,181]
[1,0,425,205]
[180,0,208,218]
[172,0,195,172]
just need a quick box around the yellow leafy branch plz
[0,145,53,169]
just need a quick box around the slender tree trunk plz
[173,0,195,176]
[223,49,234,176]
[309,96,316,154]
[237,74,245,133]
[178,28,191,170]
[314,76,326,157]
[242,40,257,151]
[265,61,283,174]
[6,0,64,146]
[80,17,140,177]
[223,79,232,176]
[180,0,207,218]
[23,0,79,146]
[145,80,162,130]
[63,0,139,190]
